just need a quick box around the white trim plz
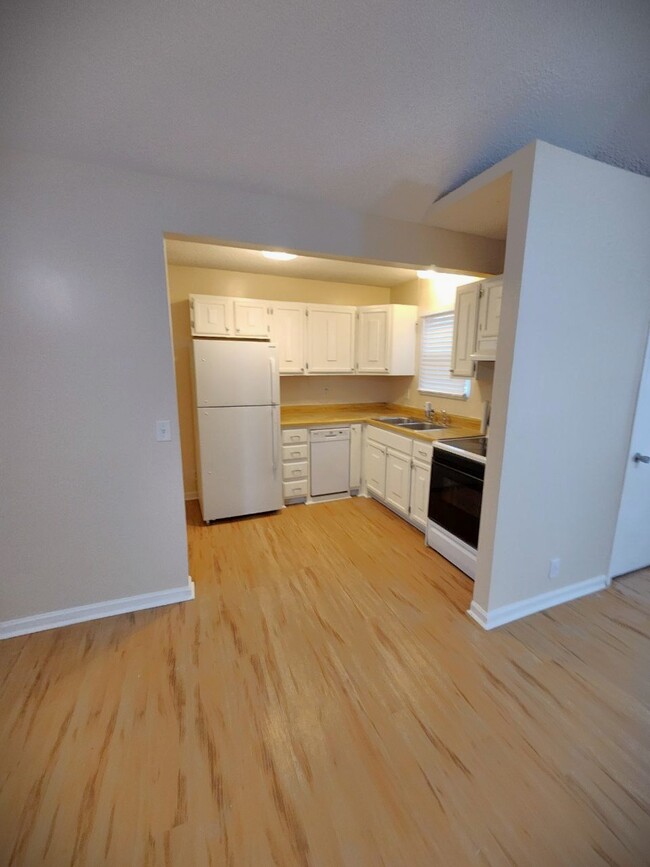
[306,491,351,505]
[467,574,610,630]
[184,490,199,501]
[0,580,196,640]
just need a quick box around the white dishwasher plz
[310,428,351,497]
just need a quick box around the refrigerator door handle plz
[271,406,278,473]
[269,355,279,405]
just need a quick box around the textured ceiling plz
[165,239,418,286]
[2,0,649,224]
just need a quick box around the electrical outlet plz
[548,558,561,579]
[156,420,172,442]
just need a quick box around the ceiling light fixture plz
[262,250,297,261]
[417,269,436,279]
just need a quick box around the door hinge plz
[305,309,309,317]
[189,299,195,328]
[479,286,484,298]
[305,362,309,370]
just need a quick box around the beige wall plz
[167,264,405,495]
[390,276,494,420]
[1,146,503,629]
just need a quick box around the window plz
[418,312,469,398]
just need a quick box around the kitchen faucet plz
[425,401,435,420]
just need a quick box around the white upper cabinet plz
[270,301,306,374]
[473,277,503,359]
[190,294,233,337]
[190,294,269,339]
[233,299,270,338]
[191,294,416,376]
[306,305,355,374]
[356,304,417,375]
[451,283,479,376]
[357,306,389,372]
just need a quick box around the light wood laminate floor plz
[1,498,649,866]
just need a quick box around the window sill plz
[418,390,468,400]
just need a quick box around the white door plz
[475,278,502,357]
[385,449,411,515]
[233,299,270,339]
[191,295,233,337]
[409,460,431,531]
[451,283,479,376]
[357,307,389,373]
[365,442,387,498]
[271,302,306,373]
[196,405,282,521]
[307,305,355,373]
[193,339,279,407]
[609,332,650,577]
[349,424,362,489]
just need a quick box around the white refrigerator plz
[192,339,282,522]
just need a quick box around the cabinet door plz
[357,307,389,373]
[451,283,479,376]
[385,449,411,515]
[233,299,270,339]
[475,278,502,357]
[271,302,306,373]
[365,442,386,498]
[409,461,431,531]
[307,305,355,373]
[191,295,233,337]
[349,424,362,489]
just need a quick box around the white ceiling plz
[164,239,419,286]
[2,1,649,225]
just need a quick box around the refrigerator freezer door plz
[193,339,280,407]
[197,405,282,521]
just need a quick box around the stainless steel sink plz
[396,421,445,430]
[373,416,413,424]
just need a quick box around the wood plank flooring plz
[1,497,649,866]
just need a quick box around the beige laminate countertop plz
[280,403,480,443]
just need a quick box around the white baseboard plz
[307,491,351,505]
[184,490,198,501]
[468,574,610,630]
[0,579,196,640]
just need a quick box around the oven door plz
[428,450,484,549]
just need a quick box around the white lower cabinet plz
[384,449,411,516]
[365,441,387,499]
[364,427,432,533]
[281,428,309,501]
[349,424,362,491]
[409,460,431,530]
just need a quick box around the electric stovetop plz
[435,435,488,460]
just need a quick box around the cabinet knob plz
[236,328,240,333]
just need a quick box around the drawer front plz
[282,444,308,461]
[282,460,308,481]
[412,442,433,464]
[282,428,308,445]
[366,424,413,456]
[283,480,308,500]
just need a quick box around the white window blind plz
[418,312,469,397]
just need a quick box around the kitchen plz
[166,238,499,592]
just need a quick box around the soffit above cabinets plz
[164,239,419,288]
[427,173,512,242]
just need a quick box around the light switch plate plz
[156,420,172,442]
